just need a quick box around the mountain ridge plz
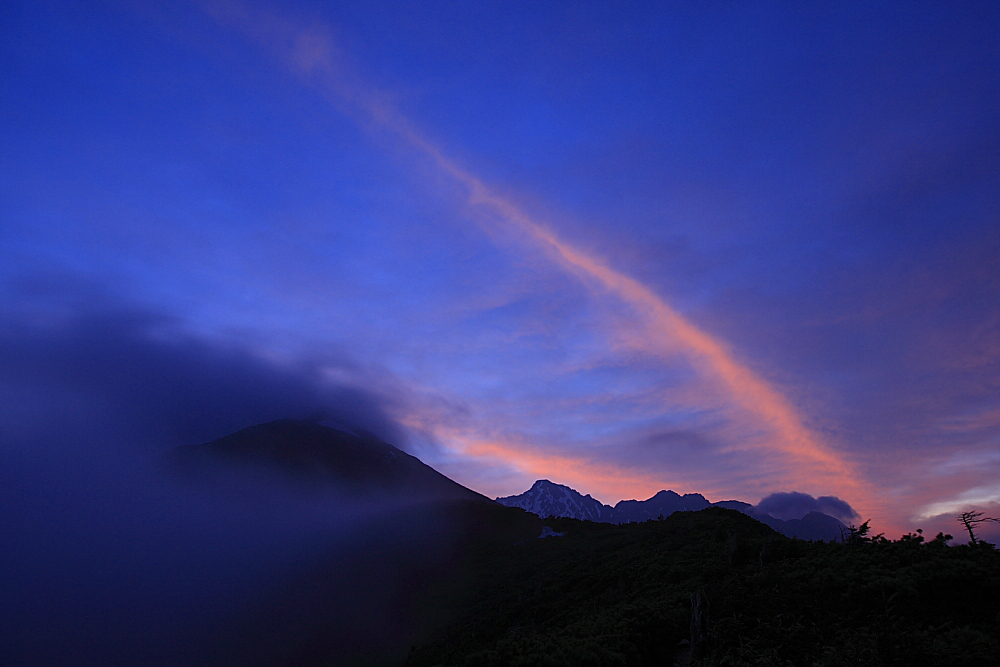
[165,421,844,540]
[497,479,846,541]
[165,419,487,502]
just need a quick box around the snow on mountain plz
[496,480,716,524]
[496,479,610,522]
[496,480,847,541]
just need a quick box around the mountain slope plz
[166,419,485,501]
[771,510,847,541]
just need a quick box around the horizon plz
[173,416,983,541]
[4,1,1000,543]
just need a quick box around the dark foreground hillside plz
[405,508,1000,667]
[185,499,543,667]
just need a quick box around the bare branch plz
[956,510,1000,545]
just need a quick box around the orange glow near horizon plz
[397,412,683,505]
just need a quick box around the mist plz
[0,295,464,665]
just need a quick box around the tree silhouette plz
[956,510,1000,545]
[841,520,886,546]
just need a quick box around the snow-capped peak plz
[497,479,610,522]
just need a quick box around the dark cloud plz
[755,491,859,523]
[0,288,441,666]
[0,294,407,450]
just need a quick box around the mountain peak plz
[165,419,484,501]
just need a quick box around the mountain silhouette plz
[497,479,846,541]
[611,489,713,523]
[165,419,485,501]
[166,424,844,540]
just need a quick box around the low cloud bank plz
[0,301,406,451]
[755,491,859,523]
[0,290,443,666]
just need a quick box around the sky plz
[3,0,1000,539]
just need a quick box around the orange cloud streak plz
[402,415,673,504]
[203,1,871,511]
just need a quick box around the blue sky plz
[2,0,999,536]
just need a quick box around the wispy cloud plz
[200,0,869,510]
[917,483,1000,520]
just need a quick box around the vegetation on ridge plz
[404,507,1000,667]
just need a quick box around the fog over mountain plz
[3,2,1000,664]
[0,293,854,665]
[0,303,487,666]
[167,419,484,502]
